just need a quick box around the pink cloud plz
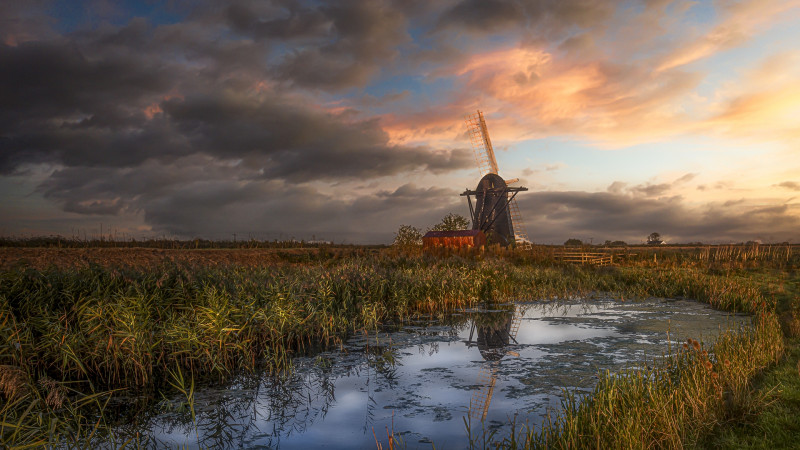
[383,0,800,150]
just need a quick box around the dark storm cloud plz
[38,157,461,242]
[776,181,800,191]
[36,156,242,215]
[674,173,697,184]
[350,184,455,214]
[0,2,59,44]
[6,1,795,245]
[437,0,523,32]
[35,137,467,234]
[436,0,615,35]
[143,183,461,243]
[224,0,409,90]
[606,181,627,194]
[631,183,671,197]
[519,191,800,243]
[0,12,468,179]
[605,174,698,198]
[0,2,474,241]
[160,93,470,180]
[0,37,183,173]
[0,39,168,117]
[226,2,330,40]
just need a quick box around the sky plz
[1,0,799,244]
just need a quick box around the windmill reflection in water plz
[464,304,522,422]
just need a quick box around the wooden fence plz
[555,251,614,266]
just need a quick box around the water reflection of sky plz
[138,299,749,449]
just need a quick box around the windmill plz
[461,111,531,247]
[465,305,522,423]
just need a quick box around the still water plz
[124,298,748,448]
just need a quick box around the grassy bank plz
[493,267,797,449]
[0,252,794,448]
[700,337,800,448]
[699,268,800,449]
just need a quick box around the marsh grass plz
[0,250,793,448]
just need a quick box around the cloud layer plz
[1,0,799,243]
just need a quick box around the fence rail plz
[555,251,614,266]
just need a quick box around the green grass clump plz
[701,338,800,449]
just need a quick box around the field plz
[1,243,798,448]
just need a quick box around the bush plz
[393,225,422,247]
[428,213,470,232]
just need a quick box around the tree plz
[428,213,471,232]
[393,225,423,246]
[647,232,663,245]
[564,238,583,246]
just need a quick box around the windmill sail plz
[509,199,531,245]
[469,364,497,422]
[464,110,531,246]
[465,111,499,176]
[468,306,523,422]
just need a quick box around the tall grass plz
[0,251,792,447]
[1,258,777,386]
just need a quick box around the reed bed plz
[0,251,792,448]
[698,243,794,264]
[616,244,798,270]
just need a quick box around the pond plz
[118,298,749,448]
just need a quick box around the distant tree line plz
[565,238,628,247]
[0,235,377,250]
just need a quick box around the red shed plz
[423,229,486,249]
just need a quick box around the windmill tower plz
[461,111,531,247]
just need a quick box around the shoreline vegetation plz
[1,244,798,448]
